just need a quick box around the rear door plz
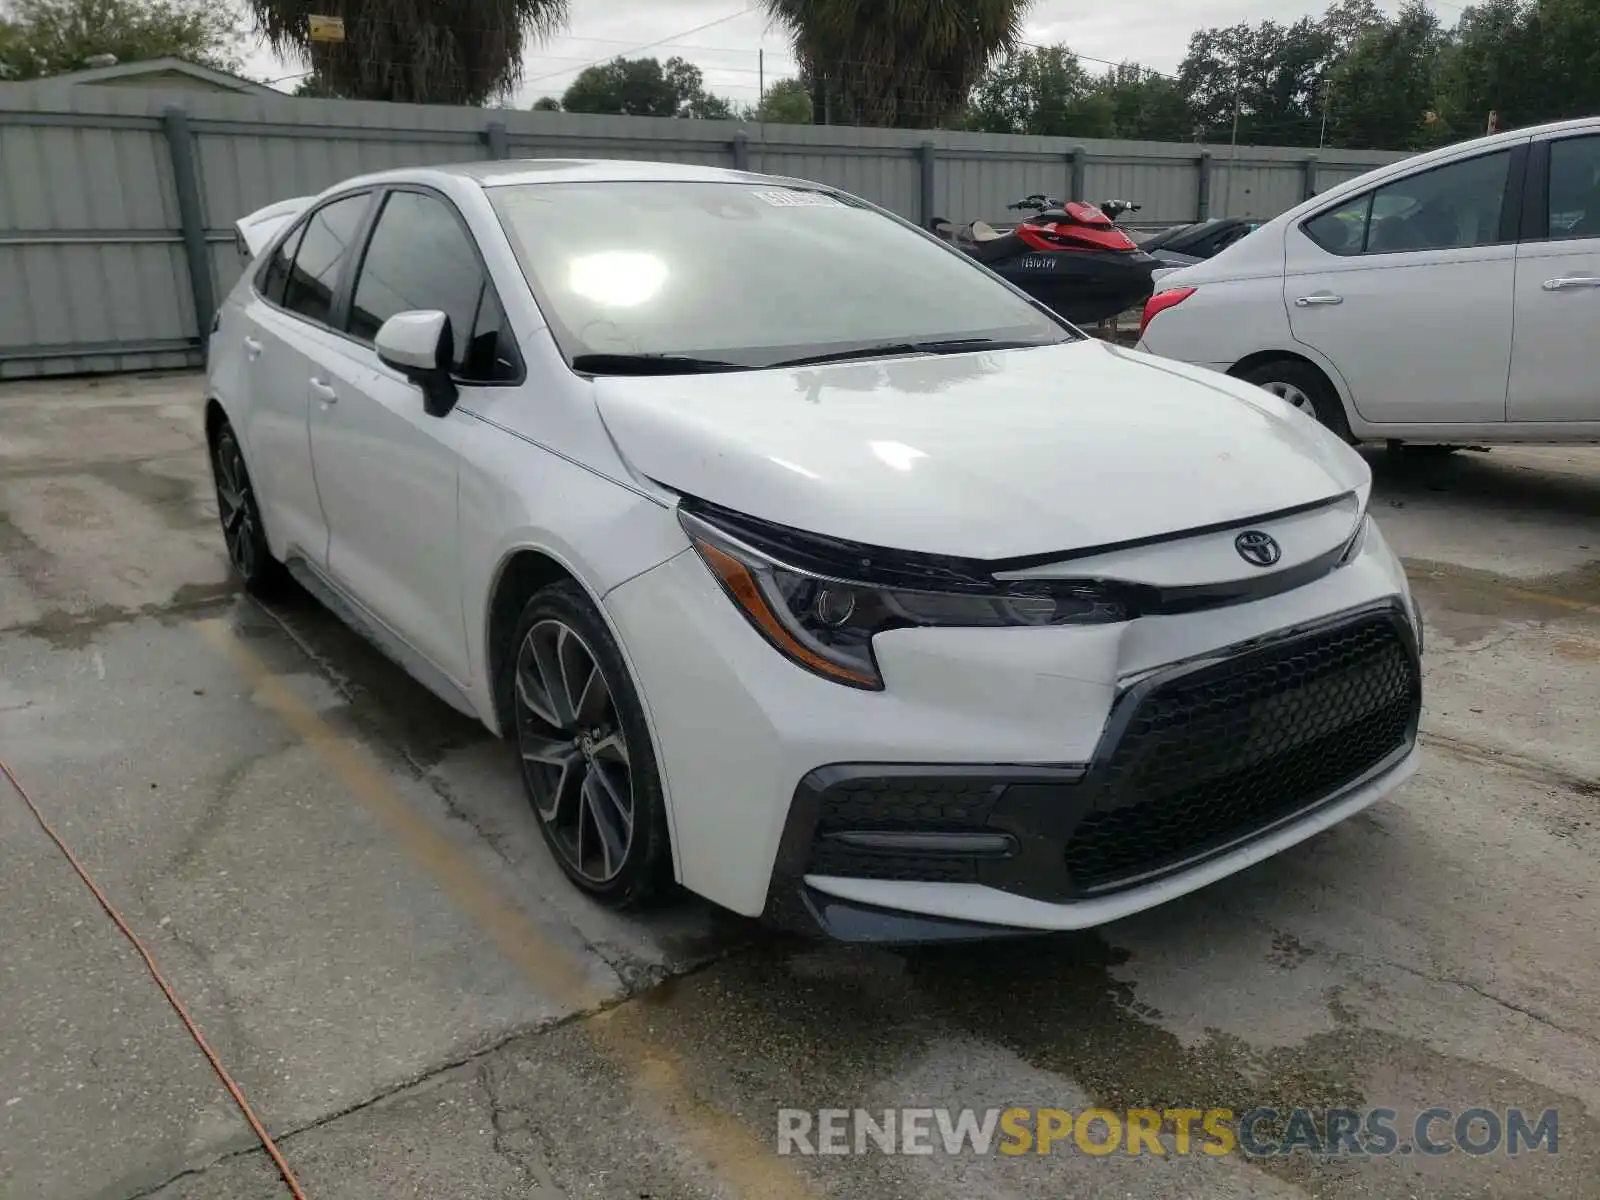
[234,190,376,568]
[1284,143,1526,426]
[1506,131,1600,423]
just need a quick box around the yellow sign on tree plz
[308,15,346,43]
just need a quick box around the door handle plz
[243,337,263,360]
[1541,275,1600,291]
[1294,293,1344,306]
[309,378,338,404]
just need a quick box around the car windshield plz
[486,180,1077,373]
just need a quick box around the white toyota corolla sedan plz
[207,159,1423,941]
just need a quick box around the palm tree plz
[762,0,1032,127]
[249,0,568,106]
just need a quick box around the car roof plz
[321,157,812,195]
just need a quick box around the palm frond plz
[248,0,568,105]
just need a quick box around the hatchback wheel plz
[1238,360,1354,443]
[210,419,285,594]
[509,581,672,908]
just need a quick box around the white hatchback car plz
[207,160,1423,941]
[1137,117,1600,446]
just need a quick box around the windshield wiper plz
[765,338,1045,369]
[570,353,750,376]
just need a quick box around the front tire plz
[509,581,673,909]
[209,418,286,595]
[1238,359,1354,443]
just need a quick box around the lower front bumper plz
[762,599,1422,940]
[782,743,1418,939]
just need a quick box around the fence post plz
[1196,151,1213,220]
[918,141,937,227]
[161,105,215,357]
[1301,154,1319,201]
[1067,146,1086,200]
[483,120,510,160]
[733,129,751,171]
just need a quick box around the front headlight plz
[678,507,1129,690]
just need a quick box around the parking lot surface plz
[1,371,1597,1199]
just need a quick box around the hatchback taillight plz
[1139,286,1196,338]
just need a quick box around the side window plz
[1364,151,1510,253]
[349,190,519,383]
[257,221,307,304]
[281,194,371,326]
[1303,193,1372,256]
[1546,136,1600,240]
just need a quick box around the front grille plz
[1063,613,1418,892]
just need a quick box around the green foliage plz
[762,0,1029,127]
[247,0,569,106]
[561,55,733,119]
[0,0,244,80]
[1325,1,1445,149]
[744,76,812,124]
[531,95,561,111]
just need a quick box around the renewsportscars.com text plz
[776,1106,1559,1158]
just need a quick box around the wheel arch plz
[481,540,683,882]
[1228,346,1361,430]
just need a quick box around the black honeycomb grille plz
[815,776,1000,833]
[805,776,1001,881]
[1064,614,1418,893]
[807,843,980,882]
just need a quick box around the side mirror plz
[376,310,459,418]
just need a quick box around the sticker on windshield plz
[752,189,840,207]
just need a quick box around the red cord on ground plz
[1,757,309,1200]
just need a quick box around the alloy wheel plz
[513,618,635,884]
[1259,380,1314,414]
[212,430,259,579]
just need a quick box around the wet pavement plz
[0,372,1596,1199]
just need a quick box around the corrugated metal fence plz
[0,82,1406,379]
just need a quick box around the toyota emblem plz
[1234,530,1281,567]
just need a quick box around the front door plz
[1284,145,1522,426]
[306,187,523,685]
[1507,133,1600,423]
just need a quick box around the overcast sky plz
[244,0,1440,104]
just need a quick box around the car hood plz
[592,339,1369,559]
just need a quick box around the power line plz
[522,5,762,86]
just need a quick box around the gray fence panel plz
[0,81,1411,378]
[1082,156,1202,224]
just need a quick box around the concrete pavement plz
[0,372,1595,1199]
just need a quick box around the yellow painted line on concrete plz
[587,1004,822,1200]
[194,617,609,1014]
[197,616,822,1198]
[1481,584,1600,615]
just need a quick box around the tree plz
[0,0,243,80]
[1432,0,1600,134]
[561,55,733,118]
[531,95,561,111]
[1325,1,1445,149]
[1099,62,1192,142]
[965,45,1111,137]
[248,0,568,106]
[762,0,1030,128]
[744,76,812,124]
[1178,16,1333,145]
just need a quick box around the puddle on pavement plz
[1407,558,1600,647]
[226,582,490,769]
[607,936,1600,1197]
[91,459,213,534]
